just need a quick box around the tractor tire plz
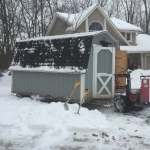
[114,95,130,113]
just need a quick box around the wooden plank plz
[115,50,127,93]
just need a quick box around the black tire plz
[114,95,130,113]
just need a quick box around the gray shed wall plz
[12,71,81,101]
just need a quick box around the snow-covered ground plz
[0,70,150,150]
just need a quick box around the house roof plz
[56,4,98,31]
[120,34,150,53]
[47,3,143,46]
[120,46,150,53]
[110,17,142,32]
[10,31,113,73]
[46,4,98,35]
[55,5,142,32]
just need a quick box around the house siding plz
[145,55,150,69]
[88,8,104,28]
[74,8,105,34]
[131,33,136,45]
[121,32,136,45]
[74,21,86,33]
[106,24,126,45]
[121,32,125,37]
[49,18,69,36]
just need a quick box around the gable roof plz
[110,17,142,32]
[10,31,115,73]
[56,4,98,31]
[46,4,98,35]
[46,3,130,46]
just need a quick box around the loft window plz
[89,22,103,31]
[125,32,132,42]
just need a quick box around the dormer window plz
[89,22,103,31]
[125,32,132,42]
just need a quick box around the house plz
[46,3,150,70]
[9,31,119,102]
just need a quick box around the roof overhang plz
[120,46,150,53]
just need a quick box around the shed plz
[10,31,119,102]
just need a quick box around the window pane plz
[127,33,130,41]
[89,22,103,31]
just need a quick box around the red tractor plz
[114,71,150,113]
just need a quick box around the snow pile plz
[0,97,108,136]
[0,73,108,134]
[130,69,150,89]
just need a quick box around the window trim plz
[125,32,132,42]
[89,21,103,32]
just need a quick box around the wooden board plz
[115,50,127,93]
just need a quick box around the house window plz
[125,33,132,42]
[89,22,103,31]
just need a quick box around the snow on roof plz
[136,34,150,47]
[120,46,150,53]
[56,4,141,32]
[110,17,142,31]
[56,12,75,25]
[120,34,150,53]
[57,3,98,31]
[18,30,105,42]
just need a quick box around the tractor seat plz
[130,89,140,94]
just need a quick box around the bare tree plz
[121,0,142,24]
[143,0,150,34]
[106,0,124,18]
[96,0,109,8]
[0,0,19,69]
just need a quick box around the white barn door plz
[93,45,115,99]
